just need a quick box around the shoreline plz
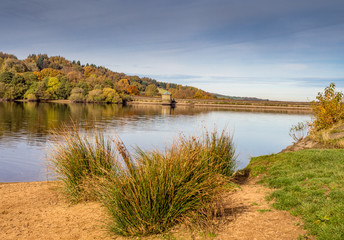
[6,97,312,113]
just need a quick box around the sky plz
[1,0,344,101]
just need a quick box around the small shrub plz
[289,122,309,142]
[311,83,344,130]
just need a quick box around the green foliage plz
[248,150,344,240]
[1,58,28,72]
[0,82,5,98]
[76,80,89,94]
[102,87,121,103]
[22,72,38,86]
[87,89,104,102]
[311,83,344,130]
[56,78,72,99]
[0,71,13,84]
[145,84,159,97]
[69,87,85,102]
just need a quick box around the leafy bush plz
[311,83,344,130]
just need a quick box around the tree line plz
[0,52,215,103]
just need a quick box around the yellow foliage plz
[311,83,344,130]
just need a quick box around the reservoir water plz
[0,102,311,182]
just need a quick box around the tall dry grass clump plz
[49,127,115,202]
[49,128,236,236]
[97,130,236,236]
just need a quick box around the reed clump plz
[49,129,237,236]
[49,128,115,202]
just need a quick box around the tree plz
[9,74,28,99]
[87,89,104,102]
[1,58,28,73]
[145,84,158,97]
[116,79,130,93]
[0,82,6,98]
[69,87,85,102]
[34,68,62,81]
[56,78,72,99]
[46,77,61,99]
[127,85,140,95]
[22,72,38,86]
[76,81,89,94]
[0,71,13,84]
[311,83,344,129]
[102,88,121,103]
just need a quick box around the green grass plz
[257,209,272,213]
[248,149,344,240]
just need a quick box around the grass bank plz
[247,149,344,240]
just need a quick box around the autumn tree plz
[311,83,344,129]
[145,84,158,97]
[1,58,28,73]
[87,89,104,102]
[46,77,61,99]
[102,88,121,103]
[116,79,130,93]
[69,87,86,102]
[127,85,140,95]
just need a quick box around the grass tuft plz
[97,130,236,236]
[49,128,237,236]
[48,126,116,202]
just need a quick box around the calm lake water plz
[0,102,311,182]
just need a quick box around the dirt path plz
[0,180,307,240]
[214,178,308,239]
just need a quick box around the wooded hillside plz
[0,52,214,103]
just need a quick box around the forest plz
[0,52,214,103]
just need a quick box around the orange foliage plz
[83,66,97,78]
[34,68,62,81]
[127,85,140,95]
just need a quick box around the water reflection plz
[0,102,311,182]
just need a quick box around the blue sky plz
[1,0,344,101]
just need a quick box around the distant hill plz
[212,93,269,101]
[0,52,215,102]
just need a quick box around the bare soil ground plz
[0,178,308,240]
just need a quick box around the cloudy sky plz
[1,0,344,101]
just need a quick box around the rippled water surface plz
[0,102,311,182]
